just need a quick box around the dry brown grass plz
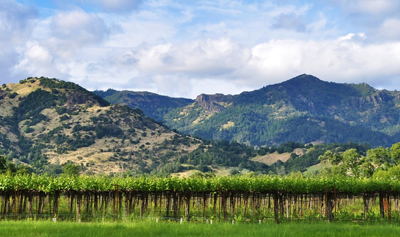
[252,148,305,165]
[1,79,203,175]
[171,170,199,178]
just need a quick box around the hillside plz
[92,89,194,122]
[97,75,400,147]
[0,77,271,176]
[0,78,207,175]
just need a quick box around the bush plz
[62,163,80,176]
[8,92,18,98]
[230,169,240,175]
[24,127,34,133]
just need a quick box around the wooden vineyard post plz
[219,185,221,221]
[389,186,392,222]
[158,192,162,215]
[243,192,248,218]
[124,192,129,220]
[14,185,19,221]
[286,194,289,219]
[223,189,227,221]
[388,194,391,221]
[300,194,303,218]
[94,192,98,218]
[268,194,271,213]
[273,192,279,224]
[48,193,51,220]
[325,186,331,222]
[166,191,170,218]
[293,195,297,218]
[118,192,123,219]
[279,193,284,218]
[112,184,120,222]
[153,193,158,214]
[230,192,235,221]
[213,192,217,219]
[379,193,385,219]
[54,191,60,219]
[173,191,178,220]
[363,193,368,220]
[70,192,74,215]
[14,188,16,220]
[184,192,191,221]
[251,193,255,217]
[203,192,206,221]
[334,187,337,221]
[28,190,33,218]
[320,195,323,220]
[76,192,82,223]
[140,193,145,218]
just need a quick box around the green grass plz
[1,220,400,237]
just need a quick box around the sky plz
[1,0,400,98]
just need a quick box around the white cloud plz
[3,0,400,98]
[0,0,37,43]
[0,0,38,83]
[376,18,400,40]
[104,11,177,48]
[91,0,142,12]
[133,38,251,77]
[329,0,400,37]
[46,9,110,58]
[306,12,327,32]
[14,42,55,77]
[272,13,306,32]
[72,0,142,13]
[9,8,111,82]
[331,0,400,16]
[78,34,400,97]
[235,36,400,89]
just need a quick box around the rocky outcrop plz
[195,94,233,113]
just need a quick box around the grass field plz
[1,220,400,237]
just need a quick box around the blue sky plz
[2,0,400,98]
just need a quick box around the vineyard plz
[1,175,400,223]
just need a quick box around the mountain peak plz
[195,93,234,113]
[282,74,324,86]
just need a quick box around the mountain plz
[0,77,206,175]
[92,89,194,122]
[97,75,400,147]
[0,77,268,176]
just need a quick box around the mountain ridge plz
[93,89,194,122]
[0,77,270,176]
[95,74,400,147]
[0,77,204,174]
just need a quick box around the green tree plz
[367,146,390,171]
[391,142,400,164]
[62,163,80,176]
[319,149,373,178]
[0,155,7,173]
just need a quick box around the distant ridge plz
[96,75,400,147]
[93,89,194,122]
[0,77,202,174]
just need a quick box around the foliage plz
[7,92,18,98]
[39,77,110,107]
[1,174,400,194]
[319,142,400,178]
[0,155,30,175]
[267,142,371,174]
[62,163,80,176]
[93,89,193,122]
[183,139,266,173]
[104,74,400,148]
